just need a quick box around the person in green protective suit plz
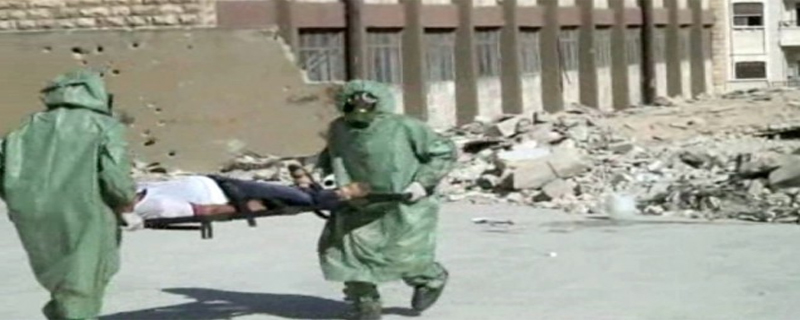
[316,80,457,320]
[0,69,136,320]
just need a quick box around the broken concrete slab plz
[769,162,800,189]
[500,147,588,190]
[487,116,526,138]
[534,179,575,202]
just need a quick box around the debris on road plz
[132,88,800,224]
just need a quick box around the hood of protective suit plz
[40,69,112,115]
[335,79,396,114]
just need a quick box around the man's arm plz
[98,123,136,212]
[405,119,458,192]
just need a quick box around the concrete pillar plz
[640,0,656,104]
[578,0,598,108]
[501,0,524,115]
[401,0,427,120]
[277,0,299,52]
[345,0,367,79]
[665,0,682,97]
[689,0,706,97]
[610,0,629,109]
[455,0,479,125]
[540,0,563,112]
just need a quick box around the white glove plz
[120,213,144,232]
[404,182,428,202]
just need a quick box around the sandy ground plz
[2,201,800,320]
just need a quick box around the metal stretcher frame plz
[142,193,412,239]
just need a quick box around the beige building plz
[712,0,800,91]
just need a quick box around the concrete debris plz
[131,87,800,224]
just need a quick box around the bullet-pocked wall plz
[243,0,716,127]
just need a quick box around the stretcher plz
[143,193,412,239]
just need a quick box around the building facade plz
[231,0,715,128]
[714,0,800,91]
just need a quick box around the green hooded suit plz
[0,70,136,320]
[316,80,456,299]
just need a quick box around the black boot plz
[343,282,382,320]
[411,269,449,312]
[344,299,382,320]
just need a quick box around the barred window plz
[425,29,456,82]
[680,27,691,60]
[595,28,612,68]
[519,28,541,76]
[366,29,403,84]
[735,61,766,79]
[626,28,642,66]
[475,28,502,77]
[298,29,346,82]
[653,28,666,63]
[558,28,579,71]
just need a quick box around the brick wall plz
[0,0,216,31]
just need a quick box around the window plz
[595,28,612,68]
[732,3,763,27]
[519,28,541,76]
[626,28,641,66]
[425,29,456,82]
[475,28,502,77]
[735,61,767,79]
[558,28,579,72]
[298,29,346,82]
[653,28,666,63]
[366,29,403,84]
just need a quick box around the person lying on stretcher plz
[124,166,368,223]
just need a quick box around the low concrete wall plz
[0,29,338,171]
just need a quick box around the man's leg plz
[403,262,449,312]
[343,282,382,320]
[42,293,102,320]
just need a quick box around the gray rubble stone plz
[769,162,800,189]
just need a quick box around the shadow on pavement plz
[101,287,420,320]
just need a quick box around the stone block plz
[75,17,97,28]
[0,20,16,30]
[158,4,184,15]
[80,7,111,17]
[16,20,37,30]
[125,15,148,26]
[769,162,800,189]
[27,8,53,19]
[131,5,159,15]
[99,16,126,27]
[178,14,198,25]
[74,0,105,6]
[8,10,27,19]
[37,19,58,29]
[535,179,575,201]
[29,0,63,8]
[54,8,80,18]
[501,147,589,190]
[487,116,525,138]
[110,6,132,16]
[151,14,178,25]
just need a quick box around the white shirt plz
[134,175,229,219]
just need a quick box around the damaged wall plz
[0,0,216,31]
[0,29,338,171]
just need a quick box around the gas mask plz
[342,91,379,128]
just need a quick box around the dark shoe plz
[411,270,449,312]
[344,300,382,320]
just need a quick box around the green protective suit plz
[0,70,136,320]
[316,80,457,293]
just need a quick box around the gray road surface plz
[2,202,800,320]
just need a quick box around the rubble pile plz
[440,104,800,222]
[131,87,800,223]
